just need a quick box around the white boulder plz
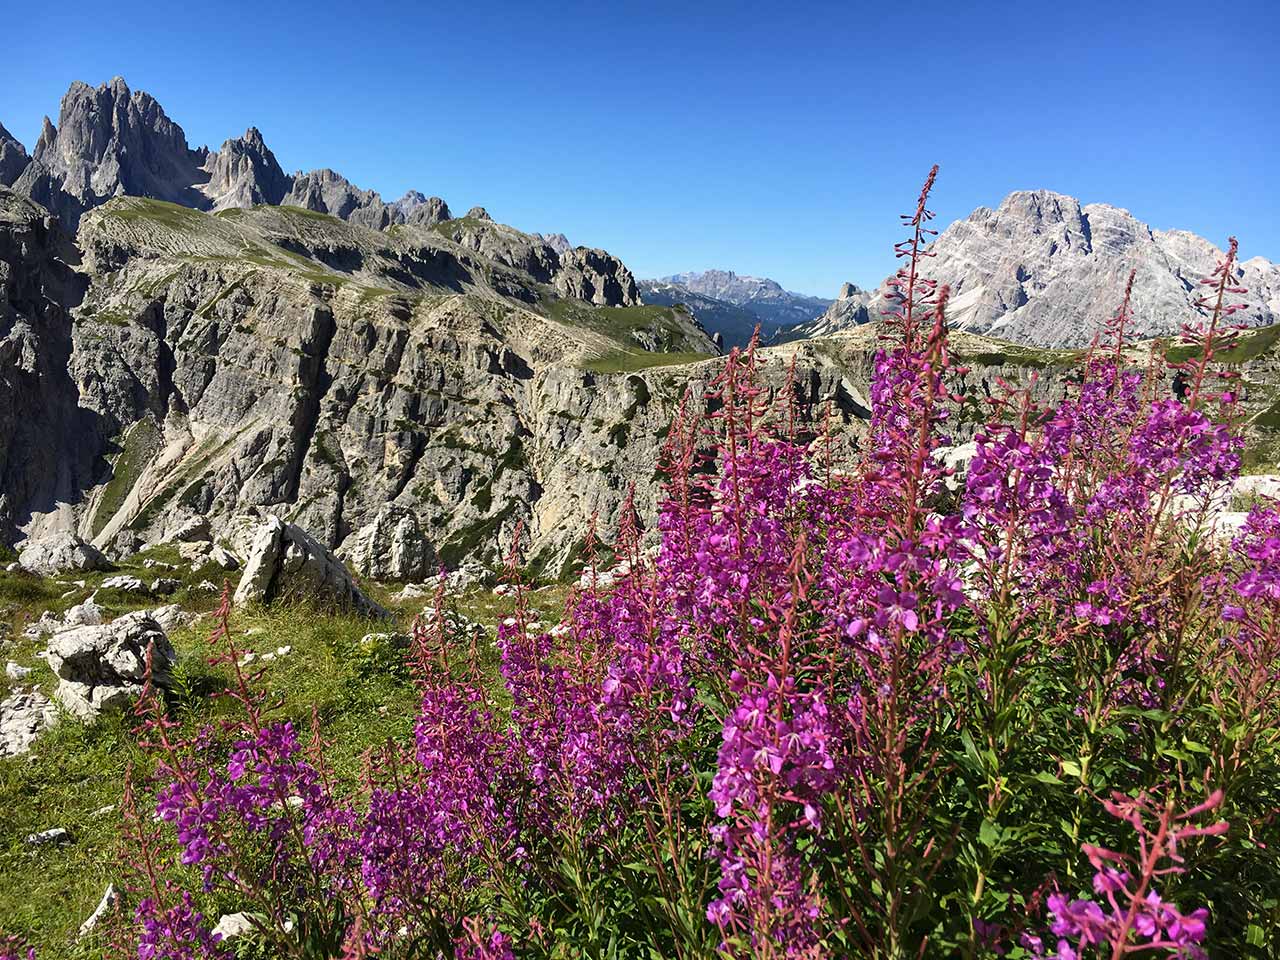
[18,533,106,577]
[45,611,176,720]
[234,516,386,618]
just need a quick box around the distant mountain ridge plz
[802,190,1280,347]
[640,269,831,346]
[637,279,763,348]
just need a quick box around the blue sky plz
[4,0,1277,296]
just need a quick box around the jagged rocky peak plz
[800,189,1280,347]
[281,168,393,229]
[0,122,29,186]
[5,77,643,301]
[535,232,572,256]
[202,126,290,210]
[5,77,468,236]
[392,190,452,226]
[13,76,209,228]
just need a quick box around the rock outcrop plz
[45,610,175,720]
[18,533,106,576]
[234,515,386,616]
[555,246,641,306]
[0,688,57,757]
[44,197,711,570]
[338,506,433,582]
[0,122,29,186]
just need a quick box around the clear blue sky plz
[4,0,1277,297]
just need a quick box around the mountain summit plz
[5,77,454,232]
[802,190,1280,346]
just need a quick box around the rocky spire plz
[14,76,207,229]
[201,126,291,209]
[0,122,29,187]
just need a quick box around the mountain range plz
[0,77,456,233]
[803,191,1280,346]
[639,270,831,346]
[1,77,1277,576]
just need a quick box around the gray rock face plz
[535,232,572,256]
[555,246,641,307]
[659,269,831,332]
[281,168,395,229]
[18,533,106,576]
[801,283,874,339]
[45,610,175,720]
[202,127,290,210]
[163,515,212,544]
[393,191,452,226]
[803,190,1280,347]
[0,122,29,187]
[337,506,433,582]
[0,190,96,541]
[234,515,386,616]
[13,77,209,230]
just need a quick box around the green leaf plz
[979,819,1000,848]
[1060,759,1082,779]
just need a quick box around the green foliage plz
[1163,323,1280,365]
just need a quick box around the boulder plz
[18,533,106,577]
[234,516,386,617]
[212,912,259,942]
[105,529,143,560]
[338,506,433,582]
[0,688,57,756]
[45,611,175,720]
[62,595,105,629]
[210,545,240,570]
[164,515,212,544]
[177,541,212,565]
[5,661,31,680]
[101,574,147,593]
[1234,474,1280,503]
[25,827,71,846]
[23,594,104,639]
[147,603,192,634]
